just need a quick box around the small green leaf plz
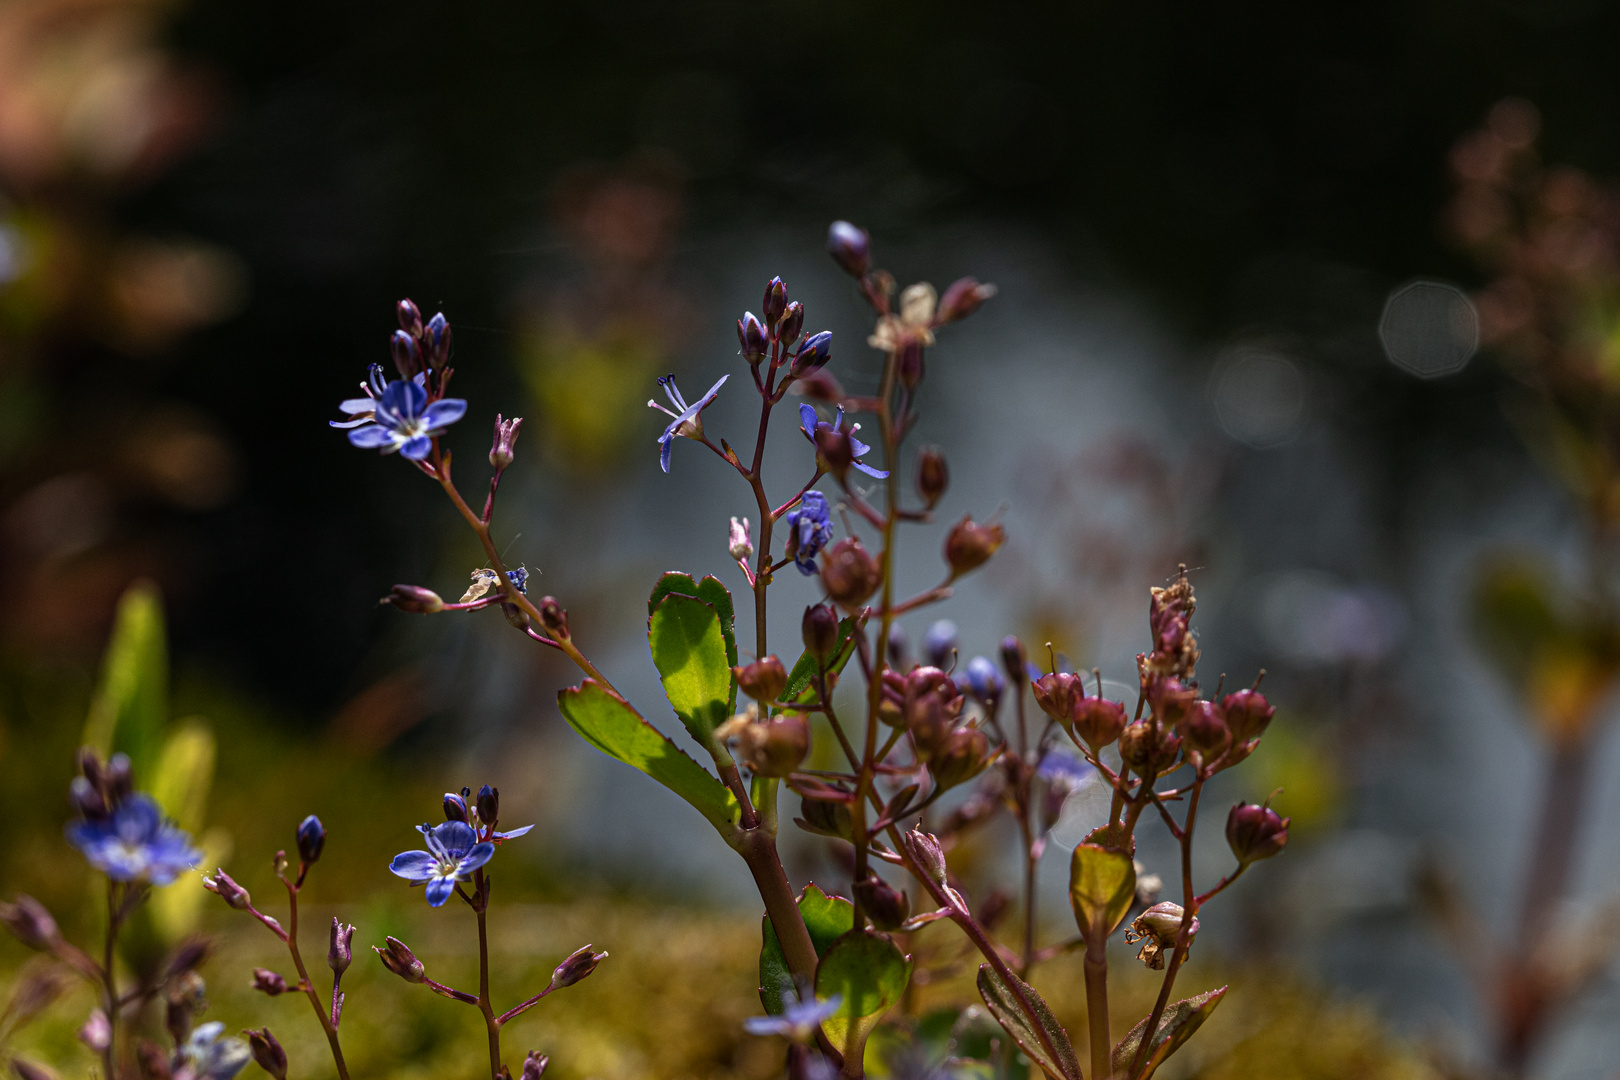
[557,680,741,843]
[782,615,859,706]
[975,966,1082,1080]
[1069,841,1136,942]
[149,719,215,833]
[649,593,736,758]
[648,572,738,670]
[759,883,854,1013]
[816,929,911,1057]
[1111,985,1227,1079]
[83,582,169,774]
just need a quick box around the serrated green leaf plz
[760,883,854,1014]
[1069,841,1136,942]
[557,680,741,844]
[149,719,215,833]
[649,593,735,759]
[782,615,860,707]
[83,582,168,774]
[648,572,738,671]
[816,930,911,1057]
[975,966,1082,1080]
[1111,985,1227,1079]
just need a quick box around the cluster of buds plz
[879,663,992,791]
[68,747,134,822]
[735,276,831,380]
[1143,570,1199,681]
[390,298,453,380]
[1033,671,1127,752]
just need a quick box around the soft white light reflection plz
[1210,346,1306,448]
[1379,280,1478,378]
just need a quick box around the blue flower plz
[179,1022,252,1080]
[441,789,534,843]
[961,656,1004,704]
[333,364,467,461]
[782,490,833,575]
[649,373,728,473]
[798,404,888,479]
[389,821,495,907]
[923,620,958,669]
[66,794,201,885]
[743,986,842,1042]
[1036,749,1094,795]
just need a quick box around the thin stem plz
[101,881,118,1080]
[1128,779,1203,1079]
[474,872,502,1080]
[1083,936,1111,1080]
[284,883,351,1080]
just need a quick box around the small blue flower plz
[180,1022,252,1080]
[649,373,728,473]
[1037,749,1094,795]
[782,490,834,575]
[389,821,496,907]
[66,794,202,885]
[798,404,888,479]
[743,986,842,1042]
[923,620,958,669]
[333,364,466,461]
[441,789,534,842]
[961,655,1004,704]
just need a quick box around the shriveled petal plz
[399,434,434,460]
[389,851,438,882]
[424,876,456,907]
[348,425,396,449]
[421,399,467,429]
[454,841,496,877]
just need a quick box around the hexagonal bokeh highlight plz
[1379,280,1479,378]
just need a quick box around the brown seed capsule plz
[1226,802,1289,864]
[798,796,855,841]
[1184,700,1230,756]
[1071,695,1128,750]
[853,874,912,931]
[734,656,788,703]
[1118,720,1181,777]
[734,713,811,778]
[802,603,840,660]
[247,1028,288,1080]
[930,727,991,790]
[539,596,569,638]
[943,515,1004,579]
[1220,689,1275,743]
[1031,671,1081,725]
[251,968,288,996]
[935,276,997,324]
[915,446,948,507]
[382,585,444,614]
[375,936,426,983]
[820,538,880,610]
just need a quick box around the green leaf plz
[782,615,860,707]
[816,929,911,1057]
[975,966,1082,1080]
[649,593,736,758]
[1069,841,1136,942]
[557,680,741,844]
[759,883,854,1013]
[83,582,168,774]
[1111,985,1227,1079]
[149,719,216,833]
[648,572,738,670]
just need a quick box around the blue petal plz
[381,378,427,420]
[853,460,889,479]
[495,824,534,839]
[390,851,438,881]
[848,434,872,457]
[399,434,434,460]
[338,396,375,415]
[329,416,373,429]
[454,841,496,876]
[424,876,456,907]
[430,820,478,858]
[659,434,673,473]
[799,403,818,438]
[348,425,394,449]
[694,374,729,409]
[743,1017,793,1037]
[421,399,467,429]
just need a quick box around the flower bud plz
[802,604,839,661]
[164,971,205,1045]
[490,414,523,472]
[795,368,845,404]
[813,425,854,478]
[251,968,288,995]
[820,539,880,610]
[68,776,108,820]
[930,728,990,790]
[1124,901,1198,969]
[923,620,957,670]
[202,869,251,911]
[797,795,854,841]
[737,312,768,364]
[901,829,948,885]
[375,936,426,983]
[297,815,326,865]
[11,1057,59,1080]
[853,874,911,931]
[791,330,832,376]
[728,516,753,562]
[1072,694,1127,750]
[391,330,423,379]
[827,221,871,278]
[734,713,811,778]
[915,446,948,507]
[104,753,133,801]
[1118,720,1180,777]
[962,657,1003,706]
[443,790,470,822]
[383,585,444,614]
[163,938,211,983]
[1226,802,1289,865]
[936,277,997,324]
[999,637,1027,686]
[1220,689,1275,743]
[734,656,788,703]
[134,1039,169,1080]
[328,919,354,975]
[897,342,925,389]
[397,298,423,336]
[777,301,805,346]
[476,784,499,827]
[539,596,569,639]
[425,312,452,368]
[943,515,1004,579]
[763,276,788,328]
[1184,700,1230,756]
[0,895,60,950]
[79,1009,111,1052]
[1031,671,1079,724]
[247,1028,288,1080]
[1147,678,1194,729]
[549,944,607,989]
[521,1051,549,1080]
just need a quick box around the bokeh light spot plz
[1379,280,1478,378]
[1210,347,1306,448]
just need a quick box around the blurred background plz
[6,0,1620,1077]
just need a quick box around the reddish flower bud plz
[734,656,788,703]
[853,874,911,931]
[1032,671,1081,725]
[827,221,871,278]
[0,895,60,950]
[1119,720,1181,777]
[901,828,948,885]
[382,585,444,614]
[802,604,840,660]
[202,869,251,911]
[397,298,423,336]
[1071,695,1127,750]
[777,301,805,345]
[521,1051,549,1080]
[539,596,569,639]
[490,414,523,471]
[820,538,880,610]
[794,368,845,404]
[1226,802,1289,864]
[247,1028,288,1080]
[999,637,1027,686]
[476,784,499,827]
[375,936,426,983]
[930,727,991,790]
[936,277,997,324]
[1220,689,1275,743]
[763,276,788,329]
[391,330,423,379]
[550,944,607,989]
[897,342,925,389]
[251,968,288,995]
[737,312,768,363]
[943,515,1004,579]
[734,713,811,778]
[1184,700,1230,756]
[915,446,949,507]
[328,919,355,975]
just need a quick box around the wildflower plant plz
[335,222,1290,1080]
